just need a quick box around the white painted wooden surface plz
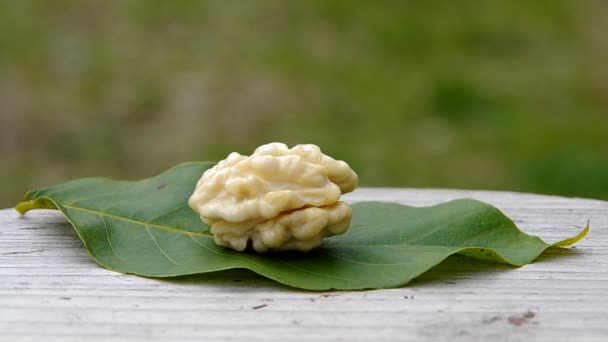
[1,188,607,342]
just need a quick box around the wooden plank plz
[1,188,607,342]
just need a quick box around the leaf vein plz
[145,203,189,223]
[99,214,125,263]
[145,225,181,266]
[318,250,413,266]
[281,262,352,282]
[62,204,213,238]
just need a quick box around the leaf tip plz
[552,222,590,247]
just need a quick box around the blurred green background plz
[1,1,607,208]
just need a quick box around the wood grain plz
[1,188,607,341]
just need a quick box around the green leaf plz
[16,162,587,290]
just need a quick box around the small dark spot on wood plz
[252,304,268,310]
[444,281,456,285]
[157,183,167,190]
[571,246,577,249]
[482,316,502,324]
[60,297,71,300]
[508,316,527,326]
[233,279,242,282]
[320,293,339,298]
[508,310,536,326]
[454,330,470,336]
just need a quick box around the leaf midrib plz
[62,204,213,239]
[60,204,546,253]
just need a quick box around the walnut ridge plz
[188,143,358,252]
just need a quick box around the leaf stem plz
[15,198,57,214]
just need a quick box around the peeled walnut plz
[188,142,358,252]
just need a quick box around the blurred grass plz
[1,0,607,208]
